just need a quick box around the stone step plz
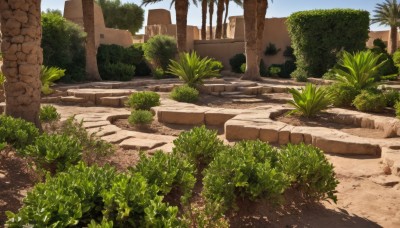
[99,96,128,107]
[237,86,264,95]
[60,96,87,103]
[41,96,61,103]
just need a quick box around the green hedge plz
[287,9,370,77]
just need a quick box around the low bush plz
[0,72,5,85]
[353,90,386,113]
[280,60,297,78]
[134,151,196,203]
[132,44,152,76]
[98,62,135,81]
[128,110,153,126]
[240,63,246,73]
[278,144,338,203]
[125,91,160,110]
[229,53,246,73]
[20,134,82,174]
[167,52,220,88]
[327,83,360,107]
[202,140,290,214]
[283,46,295,60]
[170,85,199,103]
[0,115,39,149]
[152,67,165,79]
[384,89,400,107]
[264,42,281,55]
[259,59,268,77]
[288,83,332,117]
[144,35,178,71]
[291,68,308,82]
[39,105,61,122]
[210,59,224,72]
[268,66,281,77]
[173,126,225,167]
[41,66,65,95]
[322,69,337,80]
[395,102,400,118]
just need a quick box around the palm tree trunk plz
[215,0,225,39]
[242,0,261,81]
[256,0,268,64]
[0,0,42,128]
[82,0,102,81]
[209,0,214,39]
[390,25,398,54]
[201,0,207,40]
[175,0,189,52]
[223,0,230,38]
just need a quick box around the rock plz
[158,108,206,125]
[87,125,121,137]
[119,138,166,150]
[225,119,260,141]
[82,120,111,129]
[370,176,400,187]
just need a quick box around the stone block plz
[278,125,293,145]
[119,138,166,150]
[61,96,86,103]
[100,97,121,107]
[259,123,286,144]
[159,109,205,125]
[225,119,260,141]
[83,120,111,129]
[205,109,237,126]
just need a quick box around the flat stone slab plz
[370,176,400,187]
[101,131,135,144]
[83,120,111,129]
[158,108,208,125]
[87,125,121,137]
[119,138,166,150]
[149,143,174,153]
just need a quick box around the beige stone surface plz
[101,131,134,144]
[61,96,86,103]
[225,119,260,140]
[278,125,294,145]
[205,109,240,126]
[83,120,111,129]
[86,125,121,137]
[259,122,286,143]
[158,109,206,125]
[119,138,166,150]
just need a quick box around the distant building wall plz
[63,0,133,48]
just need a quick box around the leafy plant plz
[0,115,39,149]
[395,101,400,118]
[259,59,268,77]
[98,62,135,81]
[167,52,220,88]
[153,67,165,79]
[278,144,338,203]
[0,72,5,85]
[269,66,281,76]
[291,68,308,82]
[41,66,65,95]
[210,59,224,72]
[144,35,178,71]
[20,134,82,174]
[353,90,386,113]
[173,125,225,167]
[240,63,246,73]
[125,91,160,110]
[327,83,360,107]
[333,50,385,90]
[288,83,332,117]
[264,42,281,55]
[128,110,153,126]
[229,53,246,73]
[283,46,295,59]
[39,105,61,122]
[384,89,400,107]
[170,85,199,103]
[133,151,196,203]
[202,140,290,214]
[322,69,337,80]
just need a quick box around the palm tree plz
[209,0,215,39]
[256,0,268,64]
[0,0,42,127]
[143,0,195,52]
[201,0,208,39]
[222,0,242,38]
[82,0,102,80]
[242,0,260,80]
[372,0,400,54]
[215,0,225,38]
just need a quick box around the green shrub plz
[40,66,65,95]
[287,9,369,77]
[283,46,295,60]
[264,42,281,55]
[384,89,400,107]
[291,68,308,82]
[278,144,338,203]
[132,44,152,76]
[259,59,268,77]
[334,50,384,90]
[210,59,224,72]
[173,126,225,167]
[42,11,86,82]
[39,105,61,122]
[327,83,360,107]
[268,66,281,76]
[170,85,199,103]
[134,151,196,203]
[98,62,135,81]
[203,140,290,214]
[240,63,246,73]
[288,83,332,117]
[128,110,153,126]
[393,49,400,68]
[280,60,297,78]
[0,115,39,149]
[0,72,5,85]
[20,134,82,174]
[229,53,246,73]
[353,90,386,113]
[373,38,386,51]
[371,46,398,81]
[395,101,400,118]
[125,91,160,110]
[152,67,165,79]
[6,163,116,227]
[167,52,220,87]
[322,69,337,80]
[144,35,178,70]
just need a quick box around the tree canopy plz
[96,0,144,35]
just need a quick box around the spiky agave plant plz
[288,83,332,118]
[40,66,65,95]
[167,51,220,88]
[333,50,386,90]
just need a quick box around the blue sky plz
[42,0,388,33]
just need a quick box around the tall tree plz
[215,0,225,38]
[0,0,42,127]
[201,0,208,39]
[256,0,268,64]
[223,0,243,38]
[209,0,214,39]
[372,0,400,54]
[82,0,102,81]
[242,0,260,80]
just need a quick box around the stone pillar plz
[0,0,42,127]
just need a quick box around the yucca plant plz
[333,50,386,90]
[41,66,65,95]
[167,51,220,88]
[288,83,332,118]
